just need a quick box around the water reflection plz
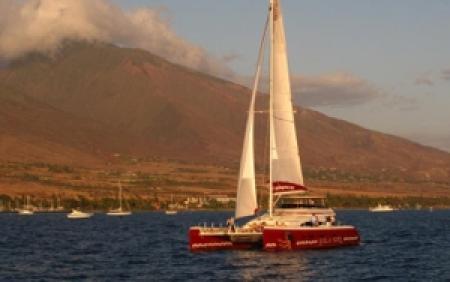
[228,250,312,280]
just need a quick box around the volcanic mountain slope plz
[0,85,120,165]
[1,42,450,183]
[0,42,249,163]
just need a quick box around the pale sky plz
[111,0,450,151]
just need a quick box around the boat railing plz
[196,223,262,235]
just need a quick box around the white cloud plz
[441,69,450,81]
[291,72,382,107]
[0,1,393,110]
[237,72,384,107]
[0,0,234,79]
[381,95,418,111]
[415,75,434,86]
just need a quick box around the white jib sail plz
[270,0,304,190]
[235,14,269,219]
[234,97,257,219]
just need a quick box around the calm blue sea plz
[0,210,449,281]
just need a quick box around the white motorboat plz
[165,210,177,215]
[17,209,34,216]
[369,203,395,212]
[67,209,93,219]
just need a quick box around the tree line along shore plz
[1,193,450,212]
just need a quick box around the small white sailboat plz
[67,209,93,219]
[17,195,34,215]
[107,181,132,217]
[56,197,64,211]
[165,194,178,215]
[369,203,395,212]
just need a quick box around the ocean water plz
[0,210,449,281]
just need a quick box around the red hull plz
[189,226,360,251]
[263,226,360,251]
[189,228,260,251]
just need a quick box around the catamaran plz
[107,181,132,216]
[189,0,360,251]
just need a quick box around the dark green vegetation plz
[2,192,449,211]
[0,193,235,212]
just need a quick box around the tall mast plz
[119,181,123,210]
[268,0,274,218]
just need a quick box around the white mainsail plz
[270,0,304,195]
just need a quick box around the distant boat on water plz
[370,203,395,212]
[67,209,93,219]
[56,197,64,211]
[17,195,34,215]
[165,210,177,215]
[107,181,132,217]
[165,194,178,215]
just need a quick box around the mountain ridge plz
[1,42,449,185]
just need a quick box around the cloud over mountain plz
[237,72,382,107]
[0,0,234,79]
[441,69,450,81]
[415,75,434,86]
[0,0,385,108]
[290,73,382,107]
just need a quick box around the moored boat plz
[165,194,178,215]
[17,195,34,216]
[106,181,132,217]
[165,210,177,215]
[67,209,93,219]
[17,209,34,216]
[369,203,395,212]
[107,209,132,217]
[189,0,360,251]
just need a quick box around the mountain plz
[1,42,450,184]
